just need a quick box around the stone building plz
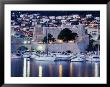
[32,24,89,53]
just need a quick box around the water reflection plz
[38,65,43,77]
[27,60,30,77]
[94,62,100,77]
[23,58,27,77]
[59,64,63,77]
[23,58,30,77]
[49,64,53,76]
[11,58,100,77]
[70,63,73,77]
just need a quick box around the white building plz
[86,14,93,18]
[86,27,99,41]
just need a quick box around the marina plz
[12,51,100,62]
[11,11,100,77]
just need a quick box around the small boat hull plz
[71,58,85,62]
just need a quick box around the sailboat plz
[86,52,100,62]
[71,53,86,62]
[54,53,72,61]
[31,24,56,61]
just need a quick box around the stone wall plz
[48,42,80,54]
[43,24,86,39]
[32,42,80,54]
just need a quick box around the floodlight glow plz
[23,41,27,44]
[37,45,45,51]
[28,41,30,44]
[69,40,74,43]
[57,40,63,43]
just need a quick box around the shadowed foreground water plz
[11,58,100,77]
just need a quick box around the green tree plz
[86,39,95,51]
[43,33,55,43]
[58,28,78,42]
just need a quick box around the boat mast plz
[46,22,48,56]
[97,23,100,55]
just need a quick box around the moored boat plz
[11,54,20,59]
[86,54,100,62]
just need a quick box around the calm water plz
[11,58,100,77]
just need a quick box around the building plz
[32,24,89,53]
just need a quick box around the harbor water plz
[11,58,100,77]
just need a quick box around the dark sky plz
[11,11,100,17]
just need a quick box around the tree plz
[17,46,28,55]
[43,33,55,43]
[17,46,28,52]
[86,17,94,22]
[86,39,97,51]
[58,28,78,42]
[66,50,72,53]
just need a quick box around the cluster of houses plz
[11,12,100,54]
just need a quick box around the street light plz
[23,40,27,44]
[49,41,52,44]
[37,44,45,51]
[23,37,32,56]
[69,40,74,43]
[27,41,31,44]
[57,39,63,43]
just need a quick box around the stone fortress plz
[11,12,99,54]
[32,23,89,54]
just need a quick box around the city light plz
[23,40,27,44]
[37,44,45,51]
[11,11,100,77]
[27,41,31,44]
[69,40,74,43]
[57,39,63,43]
[49,41,52,44]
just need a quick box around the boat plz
[54,53,72,61]
[92,56,100,62]
[71,57,85,62]
[70,53,86,62]
[86,54,100,62]
[22,52,30,58]
[32,25,56,61]
[11,54,20,59]
[71,54,85,62]
[34,54,56,61]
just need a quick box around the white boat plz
[22,53,30,58]
[92,56,100,62]
[32,53,72,61]
[20,51,36,59]
[71,53,86,62]
[31,54,37,58]
[86,54,100,62]
[11,54,20,59]
[71,57,84,62]
[34,55,56,61]
[55,53,72,61]
[30,53,55,61]
[71,55,85,62]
